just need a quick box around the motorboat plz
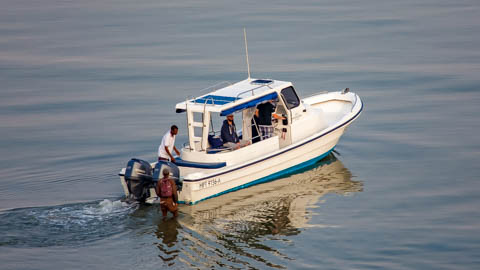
[119,77,363,205]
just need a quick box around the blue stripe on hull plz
[178,147,335,205]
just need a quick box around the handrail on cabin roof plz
[185,81,232,105]
[234,83,274,101]
[200,81,233,93]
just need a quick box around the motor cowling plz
[153,160,182,191]
[124,158,153,202]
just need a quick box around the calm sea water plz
[1,0,479,269]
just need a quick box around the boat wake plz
[0,199,136,248]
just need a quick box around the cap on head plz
[162,168,170,176]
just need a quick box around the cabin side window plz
[281,87,300,109]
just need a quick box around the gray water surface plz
[1,0,479,269]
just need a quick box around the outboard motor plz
[153,160,182,191]
[124,158,153,203]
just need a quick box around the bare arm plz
[173,146,180,156]
[164,146,176,162]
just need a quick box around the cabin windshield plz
[281,86,300,109]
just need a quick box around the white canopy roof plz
[175,78,292,115]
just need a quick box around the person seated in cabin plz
[220,114,251,150]
[256,100,285,140]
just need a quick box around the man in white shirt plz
[158,125,180,163]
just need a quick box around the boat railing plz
[202,96,214,107]
[302,91,329,99]
[235,84,273,101]
[185,95,194,106]
[200,81,232,93]
[186,81,232,104]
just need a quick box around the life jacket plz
[159,178,173,198]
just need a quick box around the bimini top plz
[175,78,292,116]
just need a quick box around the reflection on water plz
[151,153,362,268]
[182,153,361,228]
[155,219,181,266]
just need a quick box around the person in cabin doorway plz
[220,114,250,150]
[158,125,180,163]
[156,168,178,219]
[255,100,285,140]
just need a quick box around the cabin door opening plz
[273,99,292,148]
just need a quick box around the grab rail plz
[184,82,232,104]
[302,91,328,99]
[235,84,271,101]
[198,81,232,94]
[203,96,215,107]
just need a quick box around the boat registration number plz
[199,178,221,189]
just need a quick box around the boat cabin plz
[175,78,322,168]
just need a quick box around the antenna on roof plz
[244,28,251,79]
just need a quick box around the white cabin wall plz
[291,107,329,143]
[242,107,256,141]
[181,136,280,169]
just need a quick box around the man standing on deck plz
[256,100,285,140]
[158,125,180,163]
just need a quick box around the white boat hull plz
[179,121,348,204]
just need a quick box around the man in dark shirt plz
[256,101,275,126]
[255,100,285,140]
[221,114,250,149]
